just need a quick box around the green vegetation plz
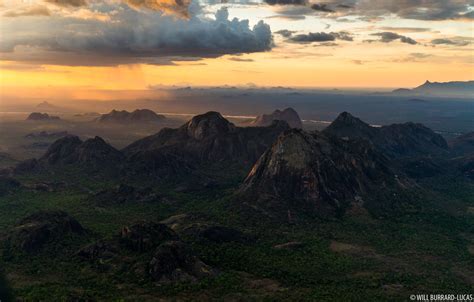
[0,170,472,301]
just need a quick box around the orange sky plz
[0,1,473,101]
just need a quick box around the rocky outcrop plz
[7,211,84,253]
[239,129,396,217]
[77,221,216,283]
[26,112,60,121]
[97,109,165,124]
[39,136,123,169]
[323,112,448,158]
[251,108,303,129]
[149,240,216,283]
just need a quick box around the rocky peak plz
[41,135,83,164]
[240,129,394,217]
[324,112,377,140]
[185,111,236,140]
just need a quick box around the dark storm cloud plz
[0,7,273,66]
[372,32,417,45]
[289,31,353,43]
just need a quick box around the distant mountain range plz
[393,80,474,98]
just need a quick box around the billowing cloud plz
[0,6,273,66]
[289,31,353,43]
[371,32,417,45]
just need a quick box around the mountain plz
[238,129,396,217]
[251,108,303,128]
[26,112,60,121]
[323,112,448,158]
[40,135,123,169]
[392,80,474,98]
[97,109,166,124]
[123,111,290,165]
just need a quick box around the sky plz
[0,0,473,101]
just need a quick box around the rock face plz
[323,112,448,158]
[252,108,303,129]
[123,111,290,164]
[8,211,84,253]
[149,240,216,283]
[39,135,123,169]
[239,129,395,216]
[97,109,165,124]
[26,112,60,121]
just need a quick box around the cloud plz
[45,0,87,7]
[124,0,192,17]
[371,32,417,45]
[3,5,51,17]
[266,0,474,21]
[431,38,471,46]
[264,0,306,5]
[227,56,254,62]
[395,52,432,62]
[310,4,334,12]
[274,29,295,37]
[0,7,273,66]
[289,31,353,43]
[378,27,432,33]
